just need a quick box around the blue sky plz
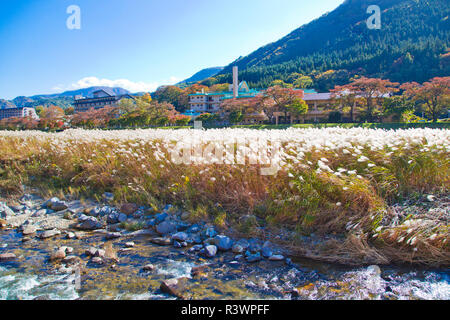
[0,0,343,99]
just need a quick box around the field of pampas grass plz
[0,127,448,266]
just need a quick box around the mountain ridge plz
[215,0,450,90]
[1,86,131,109]
[178,67,224,85]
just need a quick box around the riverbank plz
[0,192,449,300]
[0,128,449,266]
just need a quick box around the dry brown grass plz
[0,128,448,266]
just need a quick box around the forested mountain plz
[1,87,131,110]
[215,0,450,91]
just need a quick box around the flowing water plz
[0,228,448,300]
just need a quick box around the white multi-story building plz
[187,66,260,114]
[188,82,260,114]
[0,106,39,120]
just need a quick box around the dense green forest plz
[213,0,449,91]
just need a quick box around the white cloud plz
[52,76,182,93]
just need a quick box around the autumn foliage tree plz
[71,106,119,128]
[401,77,450,122]
[38,105,66,130]
[263,86,306,122]
[0,116,39,130]
[221,96,264,124]
[330,87,362,122]
[115,96,178,127]
[333,77,399,122]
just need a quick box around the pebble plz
[66,232,76,239]
[0,202,15,219]
[188,244,203,253]
[269,255,285,261]
[173,240,182,248]
[232,244,244,254]
[191,265,209,276]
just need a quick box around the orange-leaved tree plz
[401,77,450,122]
[333,77,399,122]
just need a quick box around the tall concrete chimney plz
[232,66,238,98]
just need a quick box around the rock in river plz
[91,257,103,265]
[44,197,68,212]
[106,232,122,239]
[269,255,285,261]
[155,212,168,223]
[106,212,127,224]
[232,244,244,254]
[40,229,61,239]
[120,203,138,215]
[85,247,105,258]
[77,215,103,230]
[50,248,66,261]
[0,253,16,261]
[160,278,185,299]
[125,242,135,248]
[156,221,177,235]
[262,247,273,258]
[0,202,14,219]
[172,232,189,242]
[201,227,217,239]
[203,245,218,258]
[21,225,37,235]
[213,235,233,251]
[150,237,172,246]
[246,252,262,263]
[143,264,155,272]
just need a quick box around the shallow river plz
[0,229,448,300]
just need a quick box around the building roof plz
[93,88,115,97]
[303,93,333,101]
[73,94,135,104]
